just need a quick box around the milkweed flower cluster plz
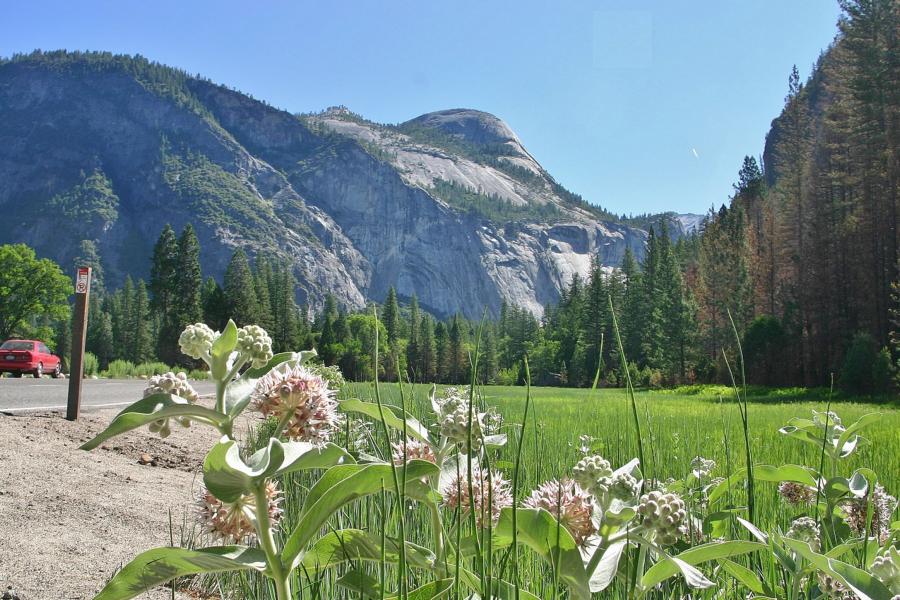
[572,455,614,498]
[252,364,341,445]
[842,484,897,543]
[442,467,512,527]
[392,438,436,465]
[786,516,821,552]
[144,372,199,437]
[636,490,688,546]
[435,388,485,453]
[816,572,855,600]
[523,479,596,546]
[179,323,217,360]
[779,481,817,506]
[196,481,282,543]
[690,456,716,479]
[871,552,900,594]
[237,325,274,368]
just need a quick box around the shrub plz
[840,331,878,393]
[872,347,893,394]
[495,366,519,386]
[132,362,172,378]
[186,368,210,380]
[102,359,135,379]
[82,352,99,376]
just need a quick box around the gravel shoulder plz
[0,404,248,599]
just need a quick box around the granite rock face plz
[0,52,648,318]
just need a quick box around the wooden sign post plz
[66,266,92,421]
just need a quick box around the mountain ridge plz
[0,50,695,317]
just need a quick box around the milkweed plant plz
[82,320,899,599]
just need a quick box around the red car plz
[0,339,62,378]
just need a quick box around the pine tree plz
[131,279,153,364]
[419,314,437,383]
[175,225,203,324]
[406,294,421,381]
[223,249,260,327]
[447,314,468,383]
[150,225,179,362]
[383,287,402,344]
[434,321,449,383]
[201,277,228,331]
[254,255,276,334]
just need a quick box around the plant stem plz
[428,501,447,574]
[254,483,290,600]
[215,378,227,414]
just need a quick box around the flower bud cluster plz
[871,553,900,594]
[196,481,282,543]
[572,455,614,500]
[609,472,641,502]
[144,372,199,438]
[179,323,217,360]
[237,325,273,369]
[440,403,483,453]
[637,490,688,545]
[690,456,716,478]
[786,516,821,552]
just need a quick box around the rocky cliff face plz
[0,51,647,318]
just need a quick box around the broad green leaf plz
[241,350,317,380]
[457,568,542,600]
[707,468,746,505]
[282,460,439,568]
[203,437,352,502]
[483,433,507,448]
[719,558,766,594]
[825,476,851,500]
[92,546,266,600]
[491,508,591,600]
[210,320,238,380]
[340,398,431,444]
[336,569,383,599]
[224,377,257,417]
[388,579,453,599]
[203,437,285,502]
[783,539,893,600]
[834,413,881,458]
[754,464,818,487]
[80,393,226,450]
[641,540,763,588]
[849,470,869,498]
[300,529,434,572]
[587,538,626,592]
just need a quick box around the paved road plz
[0,378,216,414]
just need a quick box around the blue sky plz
[2,1,841,216]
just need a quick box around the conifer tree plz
[150,225,179,362]
[419,314,437,383]
[383,287,401,344]
[131,279,152,364]
[223,249,260,327]
[406,294,421,381]
[201,276,228,331]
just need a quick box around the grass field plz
[343,383,900,533]
[201,382,899,599]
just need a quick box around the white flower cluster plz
[690,456,716,478]
[179,323,216,360]
[786,516,820,552]
[144,372,199,438]
[636,490,688,545]
[871,551,900,594]
[572,455,614,498]
[435,388,484,453]
[237,325,273,369]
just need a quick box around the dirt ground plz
[0,403,249,600]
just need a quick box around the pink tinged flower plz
[843,484,897,544]
[391,438,436,465]
[442,467,513,527]
[196,481,282,544]
[252,364,342,445]
[522,478,596,546]
[779,481,817,506]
